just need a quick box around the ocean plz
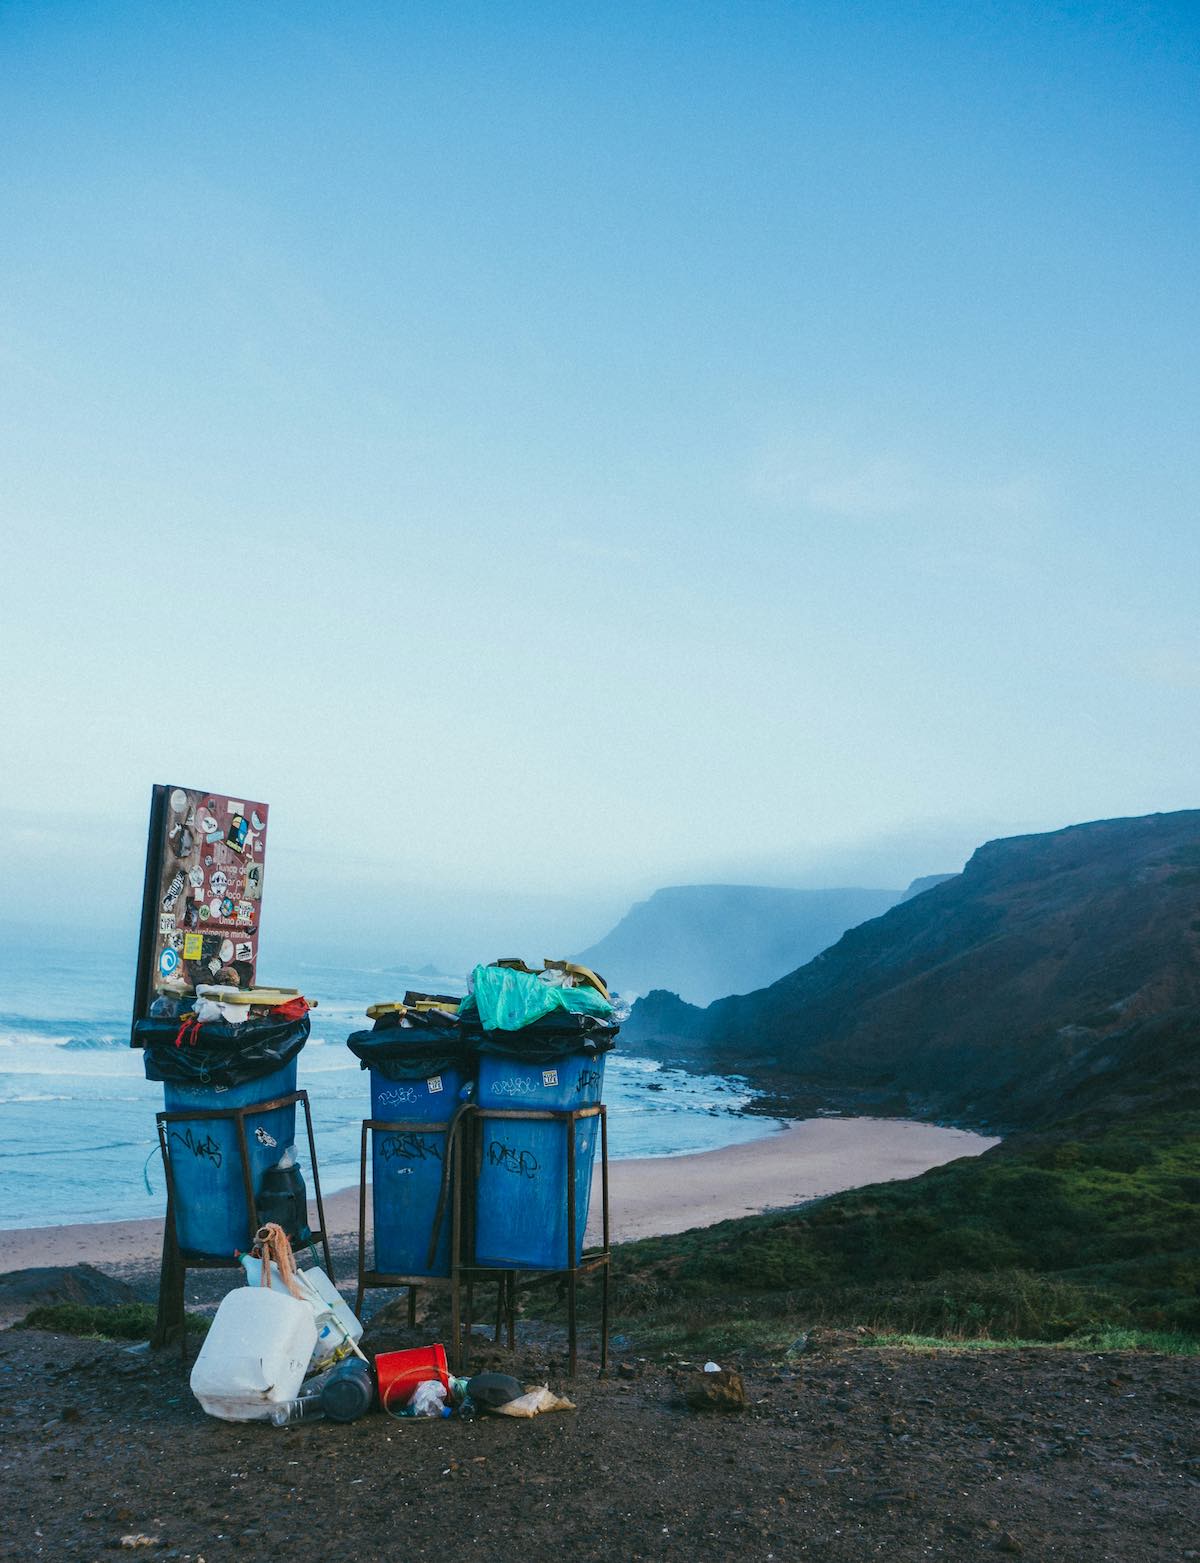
[0,945,778,1230]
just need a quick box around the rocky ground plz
[1,1296,1197,1563]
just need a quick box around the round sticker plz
[209,897,223,917]
[199,904,210,921]
[251,810,265,830]
[219,938,234,963]
[170,788,188,813]
[158,947,180,977]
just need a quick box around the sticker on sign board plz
[205,831,223,844]
[158,913,175,935]
[244,864,262,900]
[209,869,228,897]
[235,941,253,961]
[228,801,243,815]
[226,814,249,854]
[165,929,183,952]
[198,904,210,921]
[427,1075,444,1093]
[542,1069,558,1087]
[236,901,254,925]
[251,810,265,830]
[199,812,219,835]
[220,896,234,917]
[188,867,204,888]
[158,947,180,978]
[183,932,203,960]
[170,788,188,813]
[219,938,234,963]
[161,870,184,912]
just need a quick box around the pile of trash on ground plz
[189,1221,575,1428]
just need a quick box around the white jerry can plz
[239,1254,363,1371]
[190,1287,318,1421]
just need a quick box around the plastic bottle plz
[320,1358,374,1424]
[269,1390,325,1426]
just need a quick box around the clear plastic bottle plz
[269,1392,325,1427]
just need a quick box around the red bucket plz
[375,1344,450,1413]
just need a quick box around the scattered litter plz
[119,1538,161,1551]
[492,1385,576,1418]
[703,1361,721,1373]
[190,1286,316,1421]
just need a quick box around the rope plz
[142,1142,162,1196]
[252,1221,306,1300]
[426,1101,477,1271]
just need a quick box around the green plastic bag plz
[460,965,613,1032]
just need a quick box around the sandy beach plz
[0,1116,997,1274]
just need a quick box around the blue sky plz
[1,2,1197,961]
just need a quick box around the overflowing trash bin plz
[460,962,618,1270]
[346,996,471,1279]
[134,987,312,1258]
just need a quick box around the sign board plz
[132,784,269,1037]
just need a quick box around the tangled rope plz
[252,1221,306,1300]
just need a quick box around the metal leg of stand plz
[300,1091,335,1279]
[355,1121,368,1318]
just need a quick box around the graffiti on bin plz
[574,1068,602,1095]
[380,1132,442,1164]
[375,1086,418,1108]
[487,1139,539,1179]
[490,1076,538,1098]
[170,1127,223,1168]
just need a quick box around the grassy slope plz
[600,1111,1200,1355]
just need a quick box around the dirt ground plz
[2,1298,1198,1563]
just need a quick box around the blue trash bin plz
[472,1048,608,1270]
[161,1059,298,1258]
[136,1010,310,1261]
[348,1015,471,1279]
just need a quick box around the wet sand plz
[0,1116,997,1273]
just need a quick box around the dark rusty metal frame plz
[456,1103,610,1378]
[152,1088,334,1356]
[352,1103,611,1377]
[353,1115,463,1365]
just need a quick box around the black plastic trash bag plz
[345,1017,470,1082]
[134,1012,310,1088]
[468,1010,619,1064]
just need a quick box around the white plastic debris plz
[492,1385,577,1417]
[190,1287,317,1421]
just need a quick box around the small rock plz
[617,1361,639,1380]
[685,1368,747,1413]
[118,1537,161,1551]
[995,1534,1023,1555]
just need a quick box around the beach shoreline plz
[0,1115,998,1275]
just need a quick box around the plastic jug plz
[238,1254,363,1372]
[190,1287,317,1421]
[256,1147,309,1242]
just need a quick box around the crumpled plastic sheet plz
[491,1385,577,1418]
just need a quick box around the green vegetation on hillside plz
[598,1112,1200,1356]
